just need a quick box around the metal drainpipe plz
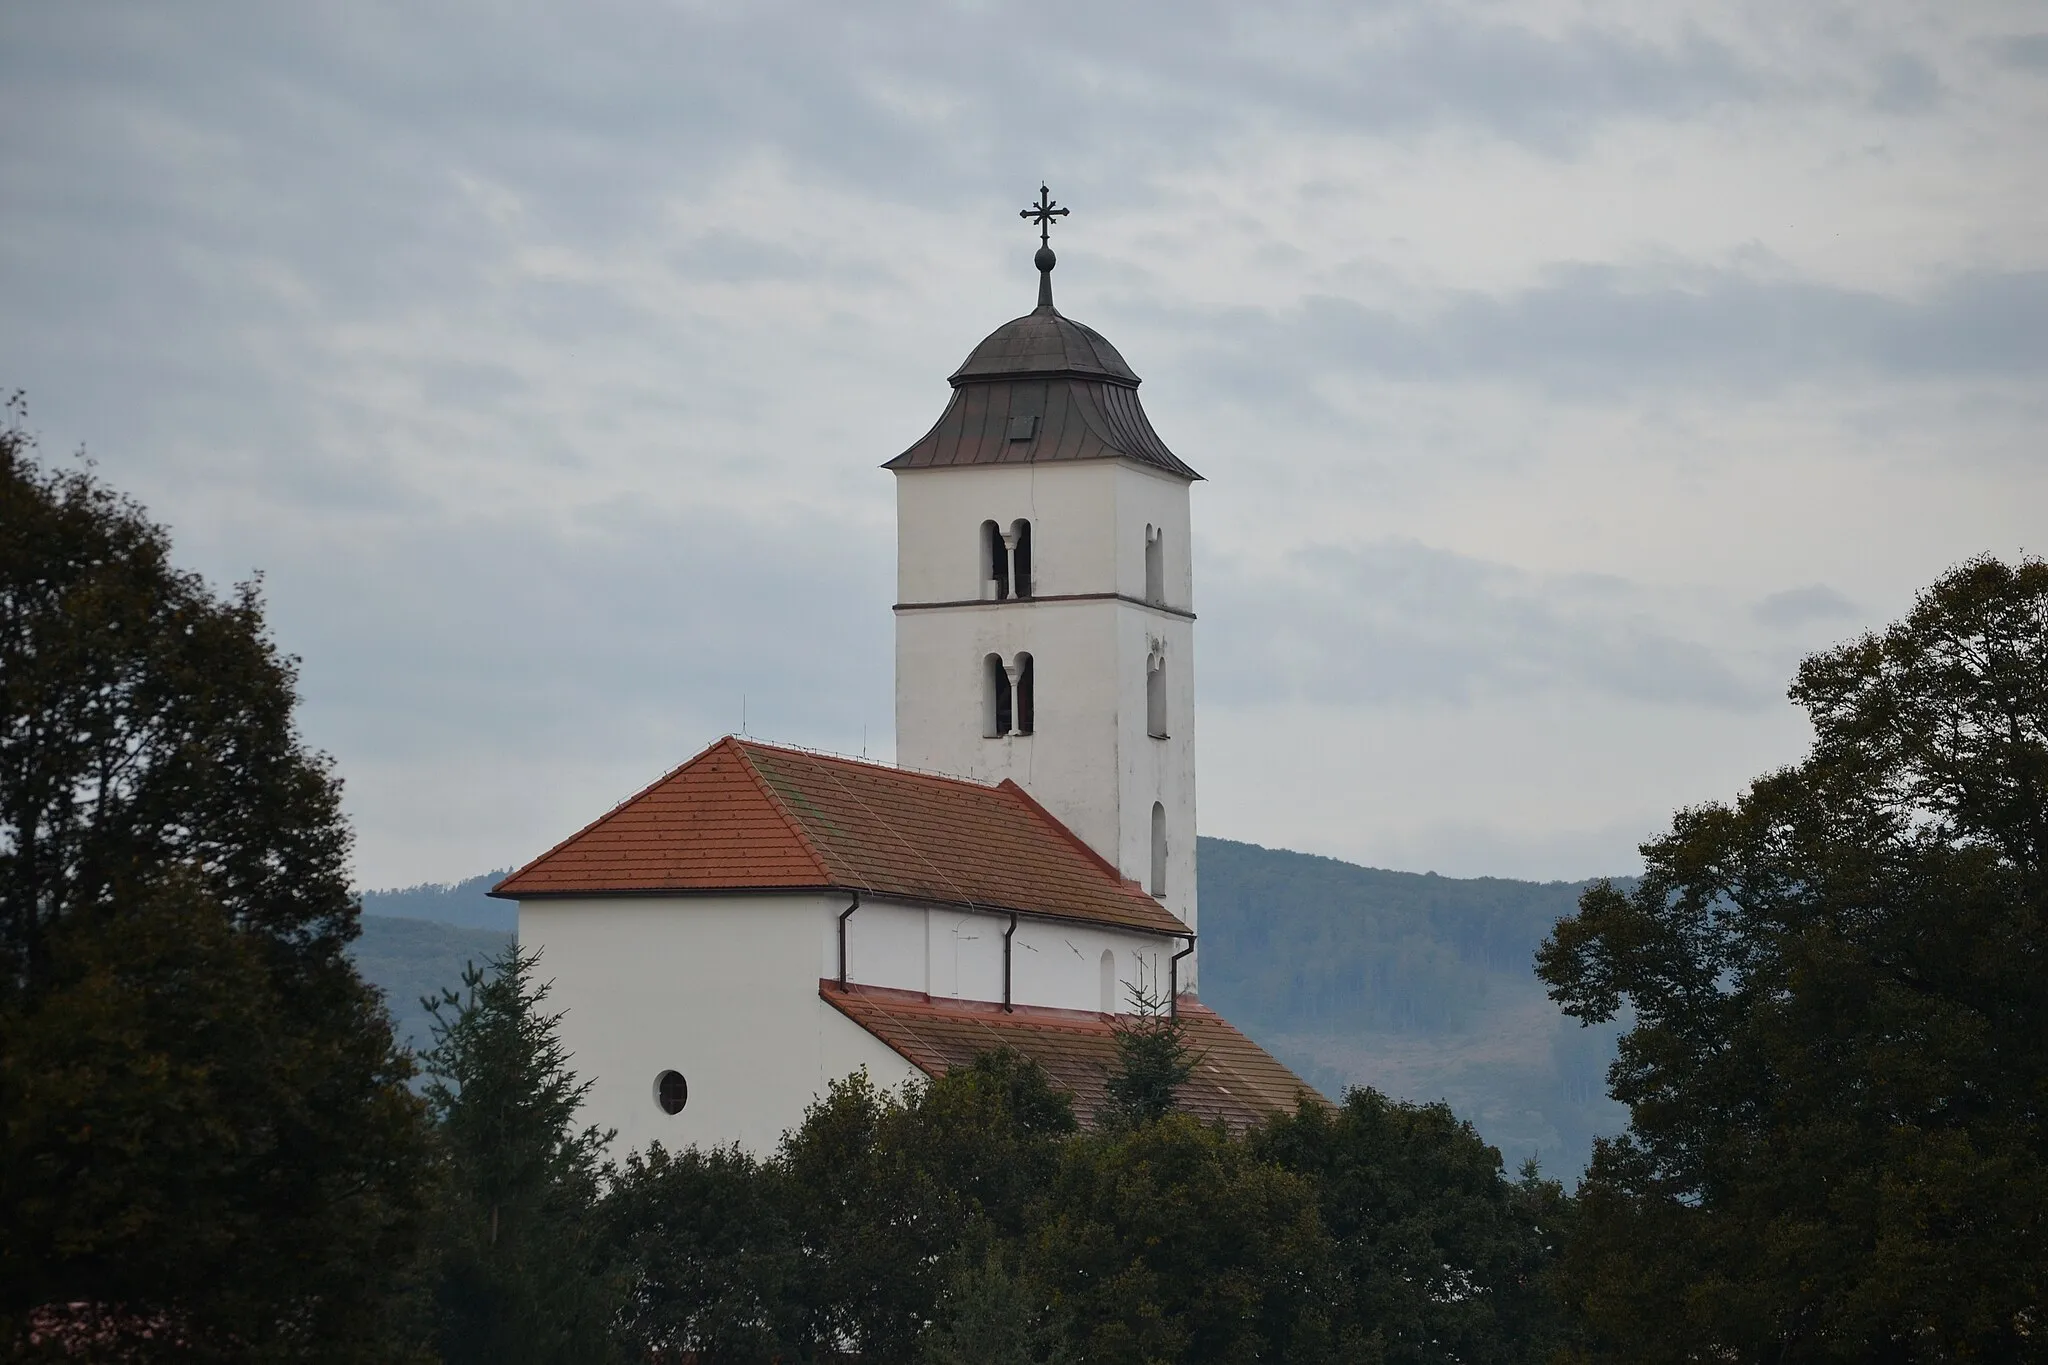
[1169,934,1197,1019]
[837,891,861,991]
[1002,912,1019,1012]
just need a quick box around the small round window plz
[654,1070,688,1115]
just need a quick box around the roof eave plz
[492,880,1190,938]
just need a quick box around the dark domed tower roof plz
[948,305,1140,386]
[888,252,1200,480]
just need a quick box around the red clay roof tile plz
[822,981,1327,1132]
[493,738,1188,937]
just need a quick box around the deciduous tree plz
[0,400,435,1359]
[1537,555,2048,1361]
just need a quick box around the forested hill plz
[353,838,1627,1177]
[1195,838,1628,1178]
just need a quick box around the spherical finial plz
[1035,245,1056,274]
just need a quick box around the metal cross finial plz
[1020,183,1069,247]
[1020,184,1069,307]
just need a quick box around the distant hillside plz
[352,840,1626,1177]
[1197,838,1627,1179]
[349,915,512,1055]
[361,870,514,930]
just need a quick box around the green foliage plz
[0,404,435,1359]
[770,1053,1077,1361]
[918,1249,1065,1365]
[1537,555,2048,1362]
[1036,1113,1344,1364]
[604,1143,800,1363]
[1254,1090,1573,1364]
[1102,976,1198,1127]
[580,1044,1563,1364]
[421,946,621,1364]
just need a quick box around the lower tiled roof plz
[823,981,1328,1132]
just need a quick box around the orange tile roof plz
[823,981,1328,1132]
[492,738,1189,937]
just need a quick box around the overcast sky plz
[4,0,2043,889]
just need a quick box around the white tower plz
[888,193,1202,971]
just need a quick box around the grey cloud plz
[271,502,897,766]
[1988,34,2048,70]
[1158,264,2048,405]
[1871,52,1942,112]
[1201,540,1763,711]
[1752,584,1858,629]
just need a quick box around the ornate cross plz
[1020,184,1069,247]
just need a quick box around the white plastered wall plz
[833,894,1175,1014]
[518,893,921,1159]
[893,459,1199,977]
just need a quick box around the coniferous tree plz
[1538,555,2048,1361]
[421,946,621,1364]
[0,400,435,1359]
[1101,976,1197,1126]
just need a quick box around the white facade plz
[521,890,1174,1156]
[893,458,1200,962]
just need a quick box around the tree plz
[0,401,435,1358]
[918,1249,1066,1365]
[1536,555,2048,1361]
[1253,1090,1573,1364]
[421,945,620,1364]
[1031,1113,1342,1365]
[1101,975,1197,1127]
[603,1142,799,1364]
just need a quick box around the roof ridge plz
[727,740,851,888]
[491,740,737,897]
[731,736,1007,794]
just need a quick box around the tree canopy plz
[1537,555,2048,1361]
[0,404,436,1360]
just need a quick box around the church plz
[492,191,1317,1157]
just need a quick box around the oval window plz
[654,1069,688,1115]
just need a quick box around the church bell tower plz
[887,188,1202,957]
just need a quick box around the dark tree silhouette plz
[1539,555,2048,1362]
[0,399,436,1359]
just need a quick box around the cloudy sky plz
[4,0,2043,890]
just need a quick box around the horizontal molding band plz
[894,591,1196,621]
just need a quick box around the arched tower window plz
[1145,525,1164,605]
[1146,647,1168,739]
[981,520,1010,601]
[1150,802,1167,896]
[1010,519,1033,599]
[1014,652,1035,735]
[983,653,1011,737]
[1099,949,1117,1014]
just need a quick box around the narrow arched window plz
[1150,802,1167,896]
[981,520,1009,601]
[1146,650,1167,739]
[984,652,1011,737]
[1099,949,1117,1014]
[1010,519,1033,599]
[1014,652,1035,735]
[1145,525,1164,605]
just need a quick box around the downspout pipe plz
[1169,934,1197,1019]
[837,891,861,991]
[1002,911,1019,1013]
